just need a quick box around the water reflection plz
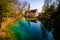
[28,20,54,40]
[7,19,54,40]
[29,21,42,40]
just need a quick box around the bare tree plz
[0,0,28,28]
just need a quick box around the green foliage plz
[38,0,56,31]
[38,0,60,31]
[3,12,10,18]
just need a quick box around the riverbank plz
[25,18,37,21]
[0,17,25,40]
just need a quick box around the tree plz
[39,0,56,31]
[0,0,28,28]
[51,1,60,40]
[41,0,60,40]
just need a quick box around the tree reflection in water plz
[6,20,54,40]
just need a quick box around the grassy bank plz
[25,18,37,21]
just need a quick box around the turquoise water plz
[7,19,54,40]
